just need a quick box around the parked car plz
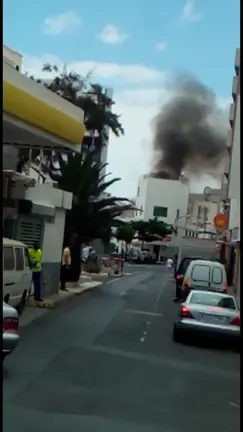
[3,301,20,361]
[181,259,228,301]
[3,238,32,315]
[141,249,156,263]
[127,247,144,263]
[174,257,202,301]
[173,290,240,346]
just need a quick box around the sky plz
[3,0,240,198]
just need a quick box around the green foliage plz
[131,218,173,242]
[21,63,131,247]
[47,148,133,243]
[115,225,135,244]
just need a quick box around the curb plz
[27,290,75,309]
[26,281,102,309]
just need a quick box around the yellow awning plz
[3,80,85,145]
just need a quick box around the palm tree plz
[17,63,124,172]
[45,148,132,281]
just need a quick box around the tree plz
[131,218,173,245]
[115,225,135,253]
[17,63,124,173]
[48,149,132,243]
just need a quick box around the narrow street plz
[3,266,240,432]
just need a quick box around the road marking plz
[143,330,147,335]
[124,309,163,317]
[229,400,240,408]
[140,337,145,343]
[156,284,164,303]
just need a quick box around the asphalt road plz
[3,265,240,432]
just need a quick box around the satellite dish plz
[204,186,211,195]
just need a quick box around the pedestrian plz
[60,243,71,291]
[29,242,43,302]
[166,257,173,269]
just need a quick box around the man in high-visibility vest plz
[29,242,43,302]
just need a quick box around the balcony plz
[225,129,233,153]
[235,48,240,75]
[232,76,239,102]
[229,103,235,128]
[223,157,230,181]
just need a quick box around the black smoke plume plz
[152,73,227,179]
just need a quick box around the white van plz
[182,259,228,300]
[3,238,32,315]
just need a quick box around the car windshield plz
[189,292,236,310]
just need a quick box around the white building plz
[135,175,189,225]
[185,187,222,238]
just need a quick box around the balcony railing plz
[229,103,235,128]
[235,48,240,75]
[232,76,239,102]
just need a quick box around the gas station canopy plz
[3,61,86,151]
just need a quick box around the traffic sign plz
[213,213,227,230]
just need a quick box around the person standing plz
[29,242,43,302]
[60,244,71,291]
[166,257,173,269]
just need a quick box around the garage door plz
[15,216,43,247]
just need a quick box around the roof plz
[3,237,28,247]
[189,259,224,267]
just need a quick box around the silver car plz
[3,301,20,361]
[173,290,240,344]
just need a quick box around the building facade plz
[3,45,85,297]
[222,48,240,297]
[135,175,189,225]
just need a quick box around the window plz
[153,206,168,218]
[192,265,210,282]
[4,247,15,271]
[15,248,24,271]
[189,292,236,310]
[203,207,209,222]
[24,248,31,268]
[212,267,223,284]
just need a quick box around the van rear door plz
[190,263,211,290]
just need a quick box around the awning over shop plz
[3,61,85,148]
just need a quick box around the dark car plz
[174,257,202,301]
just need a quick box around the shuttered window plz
[16,217,43,247]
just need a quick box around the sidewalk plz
[26,280,102,310]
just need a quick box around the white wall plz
[228,96,240,200]
[228,95,240,237]
[42,208,66,263]
[11,182,73,210]
[229,197,240,239]
[135,176,189,224]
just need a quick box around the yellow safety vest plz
[29,248,42,272]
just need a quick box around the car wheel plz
[173,326,181,343]
[16,291,27,316]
